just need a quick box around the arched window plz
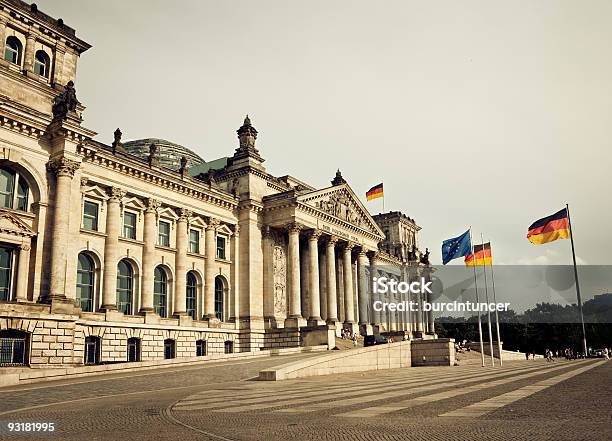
[186,272,197,319]
[33,50,50,78]
[116,260,133,315]
[4,36,22,65]
[0,246,13,301]
[154,266,167,317]
[0,166,29,211]
[224,340,233,354]
[214,276,224,321]
[76,253,95,312]
[0,329,29,366]
[84,336,100,365]
[127,337,140,362]
[164,338,176,359]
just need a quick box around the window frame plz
[0,246,14,302]
[186,272,197,320]
[82,200,99,232]
[214,276,224,321]
[224,340,233,354]
[216,235,227,260]
[4,36,22,66]
[196,339,207,357]
[84,336,100,365]
[33,49,50,78]
[116,259,133,315]
[76,253,95,312]
[0,167,30,212]
[153,266,168,317]
[122,211,137,240]
[189,228,200,254]
[164,338,176,359]
[127,337,141,362]
[157,220,171,247]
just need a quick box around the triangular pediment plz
[0,211,35,237]
[297,184,385,238]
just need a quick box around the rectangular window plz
[158,221,170,247]
[216,236,226,260]
[123,212,137,239]
[82,201,99,231]
[189,229,200,254]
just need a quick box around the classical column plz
[357,250,369,328]
[101,187,125,311]
[307,230,322,325]
[173,209,191,317]
[318,243,327,321]
[23,30,36,74]
[261,226,274,323]
[424,266,435,334]
[140,198,160,312]
[325,237,338,324]
[46,157,79,300]
[15,244,31,301]
[204,217,220,319]
[285,223,303,327]
[368,252,380,327]
[342,242,355,326]
[230,224,240,325]
[414,266,424,333]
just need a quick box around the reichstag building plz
[0,0,434,368]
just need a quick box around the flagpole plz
[566,203,587,357]
[469,227,485,367]
[488,244,503,366]
[481,233,495,367]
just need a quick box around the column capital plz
[367,251,379,264]
[326,235,339,247]
[107,186,126,203]
[233,224,240,236]
[19,244,31,252]
[144,198,161,213]
[285,222,303,234]
[342,241,355,252]
[178,208,192,222]
[206,217,220,230]
[308,229,322,241]
[46,157,80,178]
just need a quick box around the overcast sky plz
[37,0,611,274]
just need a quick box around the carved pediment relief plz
[298,184,384,237]
[0,210,35,237]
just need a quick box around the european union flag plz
[442,230,471,265]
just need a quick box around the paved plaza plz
[0,354,609,441]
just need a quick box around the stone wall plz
[411,338,455,367]
[259,341,411,380]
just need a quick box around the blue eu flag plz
[442,230,471,265]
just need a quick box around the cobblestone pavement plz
[0,355,609,441]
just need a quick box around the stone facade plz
[0,0,434,369]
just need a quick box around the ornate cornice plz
[77,143,238,212]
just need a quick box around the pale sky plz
[37,0,612,271]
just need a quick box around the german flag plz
[465,242,492,266]
[527,208,570,245]
[366,183,384,201]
